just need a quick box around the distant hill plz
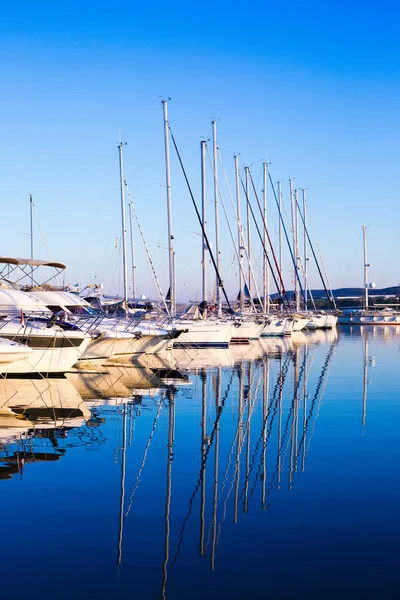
[312,287,400,299]
[271,287,400,299]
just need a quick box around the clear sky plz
[1,0,400,300]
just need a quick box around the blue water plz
[1,327,400,599]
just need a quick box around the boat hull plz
[229,321,265,343]
[338,314,400,325]
[172,320,234,348]
[0,321,91,374]
[306,314,338,329]
[261,317,294,337]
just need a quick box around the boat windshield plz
[67,305,98,316]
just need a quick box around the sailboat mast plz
[128,202,137,298]
[30,194,34,260]
[235,155,244,312]
[162,100,176,318]
[29,193,34,286]
[277,181,283,298]
[302,189,307,308]
[212,121,222,317]
[363,225,369,310]
[289,179,297,308]
[245,166,252,299]
[201,140,207,318]
[118,142,128,303]
[295,188,300,312]
[262,163,269,313]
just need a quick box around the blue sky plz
[1,1,400,300]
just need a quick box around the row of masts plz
[160,101,323,314]
[112,100,332,314]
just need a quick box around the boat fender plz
[90,330,103,339]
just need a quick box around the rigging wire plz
[305,201,337,308]
[293,192,336,308]
[217,149,264,310]
[125,182,170,315]
[246,172,286,303]
[267,172,308,306]
[240,176,290,311]
[33,205,59,286]
[205,144,259,312]
[167,126,234,313]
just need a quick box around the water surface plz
[1,327,399,599]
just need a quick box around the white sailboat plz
[338,226,400,325]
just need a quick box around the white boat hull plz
[172,320,234,348]
[0,338,33,364]
[291,317,308,332]
[0,320,91,374]
[338,313,400,325]
[261,317,294,337]
[229,321,265,342]
[306,314,338,330]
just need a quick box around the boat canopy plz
[0,257,66,288]
[0,258,66,269]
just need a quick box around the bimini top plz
[0,258,66,269]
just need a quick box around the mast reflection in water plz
[1,328,400,599]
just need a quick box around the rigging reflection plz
[0,334,345,595]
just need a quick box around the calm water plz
[1,327,400,599]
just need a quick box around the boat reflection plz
[170,330,334,373]
[67,365,165,403]
[0,377,100,480]
[0,376,91,422]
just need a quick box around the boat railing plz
[0,310,107,336]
